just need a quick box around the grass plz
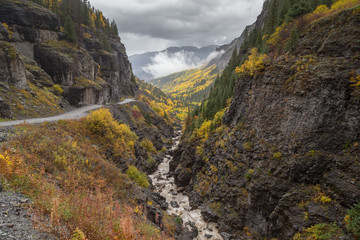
[1,82,63,119]
[0,118,11,122]
[0,109,170,240]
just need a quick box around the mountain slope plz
[150,65,218,104]
[172,1,360,239]
[130,45,218,81]
[0,0,137,119]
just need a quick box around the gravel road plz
[0,98,136,127]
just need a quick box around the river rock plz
[170,201,180,208]
[220,232,233,240]
[201,205,220,222]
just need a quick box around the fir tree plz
[286,27,299,51]
[64,15,77,43]
[110,20,119,36]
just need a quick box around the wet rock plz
[201,205,220,222]
[220,232,233,240]
[170,201,180,208]
[177,187,185,193]
[174,166,193,187]
[175,221,198,240]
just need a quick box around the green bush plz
[273,152,283,160]
[53,84,64,95]
[347,202,360,237]
[141,139,157,154]
[126,165,150,188]
[175,216,183,225]
[293,223,343,240]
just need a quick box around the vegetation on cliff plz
[0,108,172,240]
[173,0,360,239]
[29,0,118,47]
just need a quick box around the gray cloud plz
[89,0,264,55]
[142,49,225,79]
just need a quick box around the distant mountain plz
[129,45,219,81]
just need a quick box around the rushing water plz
[149,131,223,240]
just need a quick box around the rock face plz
[0,0,60,31]
[172,9,360,239]
[0,42,28,89]
[0,0,137,117]
[108,101,173,173]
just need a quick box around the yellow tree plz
[235,48,267,76]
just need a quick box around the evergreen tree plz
[110,20,119,36]
[265,0,280,34]
[286,27,299,51]
[286,1,312,22]
[64,15,77,43]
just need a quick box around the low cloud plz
[89,0,264,55]
[205,50,225,63]
[142,50,224,79]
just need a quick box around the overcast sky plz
[89,0,264,55]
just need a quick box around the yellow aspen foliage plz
[267,23,288,48]
[2,23,14,39]
[197,120,212,141]
[99,11,106,27]
[0,151,23,177]
[350,75,360,88]
[235,48,267,76]
[84,108,138,157]
[313,5,329,14]
[332,0,360,11]
[90,11,96,28]
[140,139,157,153]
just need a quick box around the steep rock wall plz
[0,0,137,116]
[172,8,360,239]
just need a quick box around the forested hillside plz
[151,65,218,105]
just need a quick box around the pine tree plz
[64,15,77,43]
[286,1,312,22]
[265,0,280,34]
[286,27,299,51]
[110,20,118,36]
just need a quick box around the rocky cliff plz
[172,7,360,239]
[0,0,137,118]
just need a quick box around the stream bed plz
[150,132,223,240]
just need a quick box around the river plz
[149,131,223,240]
